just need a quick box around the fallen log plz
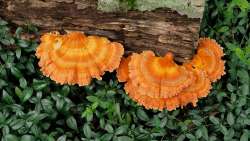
[0,0,205,62]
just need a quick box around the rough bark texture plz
[0,0,205,62]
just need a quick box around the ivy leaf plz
[66,116,78,131]
[16,39,30,48]
[105,124,114,133]
[19,77,27,88]
[232,0,250,10]
[83,124,92,138]
[117,136,133,141]
[32,79,49,91]
[240,131,249,141]
[3,134,19,141]
[57,135,66,141]
[20,135,35,141]
[195,129,202,139]
[201,126,208,140]
[227,112,235,125]
[177,134,185,141]
[101,133,113,141]
[2,90,15,104]
[22,88,33,103]
[0,20,8,25]
[137,109,149,121]
[61,85,70,96]
[115,125,128,135]
[15,48,21,59]
[209,116,220,125]
[15,87,23,98]
[10,67,22,78]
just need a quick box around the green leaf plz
[209,116,220,125]
[15,48,21,59]
[11,67,22,78]
[20,135,35,141]
[32,80,49,91]
[195,129,202,139]
[16,39,30,48]
[137,109,149,121]
[186,134,195,140]
[61,85,70,96]
[115,125,128,135]
[26,62,35,73]
[201,126,208,140]
[232,0,250,10]
[10,119,25,130]
[57,135,66,141]
[105,124,114,133]
[2,90,15,104]
[227,83,235,92]
[3,134,19,141]
[240,84,249,95]
[237,70,249,84]
[15,27,23,38]
[22,88,33,103]
[0,79,8,89]
[240,131,249,141]
[101,133,113,141]
[56,98,65,111]
[0,38,15,46]
[15,87,23,98]
[83,124,92,138]
[66,116,78,131]
[117,136,133,141]
[19,77,27,88]
[220,125,228,135]
[227,112,235,125]
[218,26,229,33]
[86,96,99,103]
[114,103,122,122]
[176,134,185,141]
[0,20,8,25]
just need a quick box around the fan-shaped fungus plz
[116,44,221,111]
[120,58,211,111]
[36,31,124,86]
[177,64,211,107]
[117,56,131,82]
[191,38,225,82]
[129,51,194,98]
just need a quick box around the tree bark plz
[0,0,205,62]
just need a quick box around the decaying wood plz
[0,0,205,62]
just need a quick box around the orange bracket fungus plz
[129,51,194,99]
[36,31,124,86]
[191,38,225,82]
[116,38,225,111]
[117,56,131,82]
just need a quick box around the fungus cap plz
[117,56,131,82]
[191,38,225,82]
[36,31,124,86]
[129,51,194,98]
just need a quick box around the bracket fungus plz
[117,56,131,82]
[129,51,194,98]
[116,38,225,111]
[36,31,124,86]
[191,38,225,82]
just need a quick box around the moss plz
[97,0,205,18]
[97,0,120,12]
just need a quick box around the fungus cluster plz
[117,38,225,111]
[36,31,225,111]
[36,32,124,86]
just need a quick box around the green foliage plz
[1,0,250,140]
